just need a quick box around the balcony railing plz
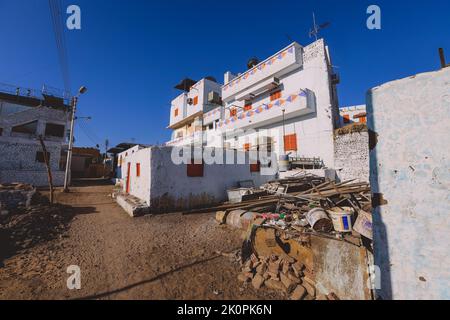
[217,88,313,130]
[221,43,302,101]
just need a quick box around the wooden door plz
[126,162,131,194]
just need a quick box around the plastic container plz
[328,207,354,232]
[306,208,333,233]
[278,155,290,172]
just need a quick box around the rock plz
[280,273,296,293]
[256,262,267,275]
[287,271,301,284]
[252,274,265,290]
[303,275,316,287]
[265,279,286,292]
[316,294,328,300]
[237,272,252,283]
[303,281,316,297]
[303,294,315,300]
[327,292,340,300]
[290,285,306,300]
[267,260,280,274]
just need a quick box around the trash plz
[305,208,333,233]
[328,207,354,233]
[353,210,373,240]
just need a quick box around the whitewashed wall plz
[367,67,450,300]
[122,146,276,212]
[334,130,370,182]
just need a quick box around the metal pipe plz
[439,48,447,68]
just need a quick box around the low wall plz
[0,170,65,187]
[121,146,276,213]
[334,126,369,182]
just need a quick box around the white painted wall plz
[367,67,450,300]
[122,146,276,212]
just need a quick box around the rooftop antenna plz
[309,12,330,40]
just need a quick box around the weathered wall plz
[122,146,276,212]
[334,129,370,182]
[367,67,450,300]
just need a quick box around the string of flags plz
[217,89,307,128]
[223,45,295,92]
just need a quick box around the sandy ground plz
[0,182,282,300]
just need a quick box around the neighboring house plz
[0,83,70,187]
[339,105,367,127]
[71,147,104,179]
[166,38,340,168]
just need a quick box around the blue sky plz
[1,0,449,149]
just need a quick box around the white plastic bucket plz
[306,208,333,233]
[328,207,354,232]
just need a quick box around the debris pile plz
[237,252,338,300]
[215,177,373,299]
[0,191,75,262]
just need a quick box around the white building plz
[166,39,340,168]
[0,84,70,186]
[339,105,367,127]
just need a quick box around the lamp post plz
[63,86,87,192]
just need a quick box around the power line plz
[48,0,71,95]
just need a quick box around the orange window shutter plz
[250,161,261,173]
[244,143,251,151]
[284,134,298,151]
[343,114,350,123]
[187,159,204,177]
[193,96,199,105]
[175,108,179,117]
[136,163,141,177]
[360,116,367,124]
[244,103,252,111]
[230,108,237,117]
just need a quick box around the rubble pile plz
[0,192,75,261]
[216,176,373,300]
[237,252,338,300]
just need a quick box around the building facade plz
[0,84,70,186]
[166,39,340,168]
[339,105,367,127]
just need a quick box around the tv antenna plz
[309,12,330,40]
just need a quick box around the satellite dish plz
[247,57,260,69]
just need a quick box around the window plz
[0,128,3,136]
[174,108,179,117]
[187,159,204,177]
[193,96,199,106]
[45,123,65,138]
[230,108,237,117]
[244,102,252,111]
[36,151,50,163]
[136,163,141,177]
[270,90,282,101]
[343,114,350,124]
[12,120,38,135]
[250,161,261,173]
[243,143,251,151]
[360,116,367,124]
[284,134,298,151]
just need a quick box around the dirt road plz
[0,183,282,300]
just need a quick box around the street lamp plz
[63,86,88,192]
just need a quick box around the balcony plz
[221,43,303,102]
[216,88,315,131]
[169,78,222,129]
[203,107,221,125]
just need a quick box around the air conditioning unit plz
[208,91,222,105]
[187,98,194,105]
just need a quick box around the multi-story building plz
[339,105,367,127]
[0,83,71,186]
[166,77,222,147]
[166,39,340,168]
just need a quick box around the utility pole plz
[63,86,87,192]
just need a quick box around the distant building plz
[0,83,71,186]
[339,105,367,127]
